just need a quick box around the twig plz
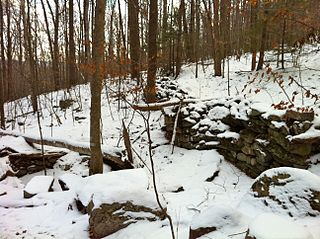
[171,101,182,154]
[228,230,248,237]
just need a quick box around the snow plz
[208,106,229,120]
[0,135,37,153]
[290,126,320,141]
[217,131,240,139]
[75,168,156,209]
[190,204,243,230]
[0,157,12,179]
[24,175,54,195]
[1,44,320,238]
[258,167,320,191]
[248,213,314,239]
[239,167,320,218]
[58,173,82,190]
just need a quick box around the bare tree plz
[0,0,5,129]
[128,0,141,84]
[90,0,106,175]
[68,0,77,87]
[145,0,158,103]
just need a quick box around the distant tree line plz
[0,0,319,134]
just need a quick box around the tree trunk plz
[250,2,257,71]
[108,2,115,60]
[175,1,183,77]
[40,0,57,90]
[213,0,222,76]
[83,0,90,70]
[68,0,77,87]
[128,0,140,84]
[0,0,5,129]
[23,0,38,113]
[90,0,106,175]
[257,19,267,71]
[6,0,12,100]
[161,0,168,56]
[145,0,158,103]
[281,17,286,69]
[53,0,60,90]
[195,0,200,78]
[189,0,195,62]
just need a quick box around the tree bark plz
[90,0,106,175]
[175,1,183,76]
[250,1,257,71]
[83,0,90,72]
[6,0,12,100]
[68,0,77,87]
[257,19,267,71]
[128,0,140,84]
[23,0,38,113]
[213,0,222,76]
[145,0,158,103]
[0,0,5,129]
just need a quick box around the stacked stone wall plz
[164,98,320,178]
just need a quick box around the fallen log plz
[131,98,198,111]
[0,130,133,171]
[130,97,226,111]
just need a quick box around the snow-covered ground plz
[1,45,320,238]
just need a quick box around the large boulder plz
[89,201,165,239]
[189,205,243,239]
[75,169,166,238]
[240,167,320,218]
[245,213,313,239]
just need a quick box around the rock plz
[267,129,290,150]
[163,97,320,179]
[283,110,314,122]
[240,129,258,144]
[237,153,252,164]
[58,173,82,191]
[290,143,312,156]
[245,213,314,239]
[9,152,66,177]
[189,227,216,239]
[189,205,243,239]
[242,167,320,218]
[24,175,54,199]
[89,201,165,239]
[75,169,165,238]
[241,144,255,156]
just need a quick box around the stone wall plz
[9,152,66,177]
[163,97,320,178]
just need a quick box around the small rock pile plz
[156,77,189,101]
[164,97,320,177]
[9,152,66,177]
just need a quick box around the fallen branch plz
[0,130,133,171]
[132,98,204,111]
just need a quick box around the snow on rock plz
[0,135,37,153]
[75,169,167,239]
[208,106,230,120]
[246,213,314,239]
[251,103,286,120]
[75,168,159,210]
[24,175,54,198]
[58,173,82,191]
[239,167,320,218]
[189,204,244,239]
[0,157,14,181]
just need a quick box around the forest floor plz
[1,45,320,239]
